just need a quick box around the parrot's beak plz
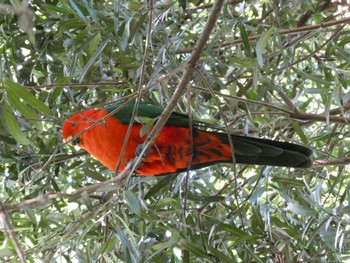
[64,136,72,144]
[64,136,80,146]
[64,136,81,151]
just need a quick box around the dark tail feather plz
[217,133,312,168]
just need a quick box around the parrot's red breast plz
[62,103,312,176]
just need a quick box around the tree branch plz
[0,198,26,262]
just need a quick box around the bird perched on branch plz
[62,103,312,176]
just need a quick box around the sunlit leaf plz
[124,190,141,215]
[256,27,274,67]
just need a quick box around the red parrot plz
[62,103,312,176]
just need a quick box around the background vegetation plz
[1,0,350,262]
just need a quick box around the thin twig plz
[313,158,350,167]
[278,91,297,112]
[177,17,350,54]
[4,164,131,212]
[0,198,26,262]
[192,86,294,114]
[193,86,350,124]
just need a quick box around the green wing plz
[106,102,192,127]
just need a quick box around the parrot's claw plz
[135,144,154,159]
[135,144,144,156]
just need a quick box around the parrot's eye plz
[71,122,76,128]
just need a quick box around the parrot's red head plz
[62,109,99,146]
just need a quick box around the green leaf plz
[178,239,209,258]
[6,87,42,129]
[272,176,304,186]
[69,0,86,20]
[58,18,86,31]
[251,205,264,234]
[125,0,143,10]
[100,235,119,254]
[296,70,332,85]
[83,169,106,182]
[87,33,101,58]
[124,190,141,215]
[140,119,156,137]
[287,202,318,216]
[216,223,250,239]
[291,121,308,145]
[116,229,140,261]
[207,246,234,263]
[41,4,73,15]
[46,212,73,223]
[229,58,255,68]
[310,132,340,142]
[144,176,174,199]
[4,79,51,115]
[81,191,93,211]
[79,39,110,82]
[1,102,31,145]
[256,28,274,67]
[185,192,225,202]
[155,197,179,209]
[26,210,38,225]
[239,23,251,56]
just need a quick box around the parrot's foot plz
[135,144,154,159]
[135,144,144,156]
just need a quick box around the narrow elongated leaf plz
[81,191,93,211]
[144,176,173,199]
[6,87,42,129]
[291,121,308,144]
[207,246,234,263]
[239,23,251,56]
[125,0,143,10]
[256,28,274,67]
[1,103,31,145]
[100,235,118,254]
[179,240,209,258]
[287,202,317,216]
[69,0,86,20]
[272,176,304,186]
[296,70,332,85]
[216,223,248,238]
[41,4,73,15]
[83,169,106,182]
[251,205,264,233]
[124,190,141,215]
[87,33,101,58]
[79,40,109,82]
[4,79,51,115]
[116,229,140,261]
[58,19,86,31]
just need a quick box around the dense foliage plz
[1,0,350,262]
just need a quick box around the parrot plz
[62,102,312,176]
